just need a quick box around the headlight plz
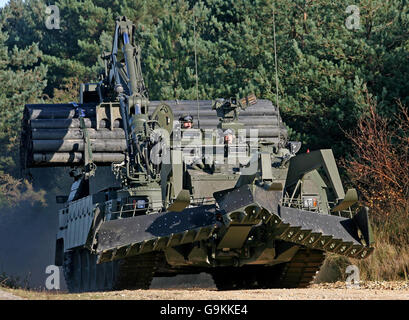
[137,199,146,209]
[303,197,318,208]
[129,197,148,210]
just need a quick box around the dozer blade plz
[96,205,218,263]
[273,206,374,259]
[96,185,374,263]
[214,184,374,260]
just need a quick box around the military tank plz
[20,16,374,292]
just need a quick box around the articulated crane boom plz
[107,16,148,99]
[104,17,153,185]
[98,16,174,190]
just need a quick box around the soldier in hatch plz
[178,114,204,170]
[223,128,235,145]
[179,114,194,129]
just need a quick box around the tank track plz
[62,250,76,293]
[211,267,251,290]
[113,252,159,290]
[63,248,159,293]
[275,248,325,288]
[211,247,325,290]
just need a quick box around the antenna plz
[193,15,201,129]
[273,3,281,146]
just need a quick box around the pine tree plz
[0,29,47,173]
[1,0,408,158]
[0,25,47,206]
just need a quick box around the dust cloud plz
[0,167,216,291]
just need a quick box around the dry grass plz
[317,212,409,282]
[355,224,409,281]
[342,102,409,220]
[0,172,46,208]
[336,101,409,281]
[0,271,30,290]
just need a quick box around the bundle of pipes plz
[21,100,287,168]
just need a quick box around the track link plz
[276,248,326,288]
[211,248,325,290]
[211,267,252,291]
[114,252,159,290]
[63,250,76,293]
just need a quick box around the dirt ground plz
[1,281,408,300]
[0,289,23,300]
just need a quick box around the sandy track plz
[61,288,409,300]
[3,282,408,300]
[0,289,24,300]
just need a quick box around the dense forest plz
[0,0,408,280]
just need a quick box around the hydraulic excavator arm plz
[102,16,170,186]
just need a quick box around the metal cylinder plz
[31,129,125,140]
[171,109,278,117]
[21,99,287,168]
[27,105,97,120]
[32,139,127,152]
[32,152,125,165]
[30,119,123,129]
[190,117,279,127]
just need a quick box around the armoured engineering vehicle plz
[21,16,374,292]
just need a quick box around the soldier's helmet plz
[180,114,193,129]
[224,128,235,144]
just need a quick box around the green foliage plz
[0,0,408,201]
[275,0,409,155]
[2,1,408,154]
[0,0,407,280]
[0,26,47,174]
[0,11,47,207]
